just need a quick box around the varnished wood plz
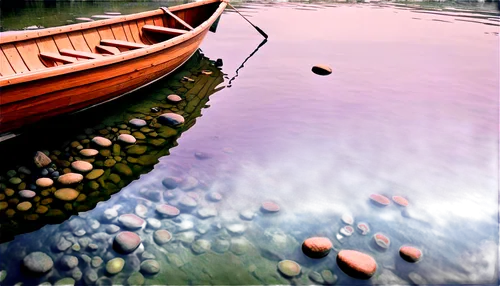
[0,0,227,134]
[161,7,194,30]
[143,25,188,36]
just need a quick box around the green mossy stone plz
[131,132,146,140]
[127,157,139,164]
[114,163,132,177]
[109,174,121,184]
[88,181,100,190]
[55,277,75,286]
[106,258,125,275]
[9,177,21,185]
[104,159,117,168]
[112,144,121,156]
[127,145,147,155]
[157,126,177,138]
[138,155,158,166]
[127,272,145,286]
[148,138,166,147]
[86,169,104,180]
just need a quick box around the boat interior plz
[0,1,220,77]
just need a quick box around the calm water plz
[0,1,499,285]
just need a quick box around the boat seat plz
[60,49,103,59]
[96,45,121,55]
[100,39,148,50]
[39,52,77,64]
[142,25,188,36]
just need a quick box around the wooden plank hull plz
[0,0,225,135]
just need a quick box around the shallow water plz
[0,1,499,285]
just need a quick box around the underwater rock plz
[106,258,125,275]
[197,207,217,219]
[153,230,172,245]
[127,272,145,286]
[337,250,377,279]
[54,277,75,286]
[191,239,211,254]
[178,195,198,209]
[55,188,79,201]
[147,218,161,229]
[157,113,185,126]
[140,260,160,275]
[80,149,99,157]
[399,246,422,263]
[392,196,409,207]
[114,163,133,176]
[103,208,118,221]
[86,169,104,180]
[369,194,390,206]
[118,214,145,230]
[84,269,98,284]
[357,222,370,235]
[340,226,354,237]
[60,255,79,269]
[58,173,84,185]
[19,190,36,199]
[278,260,301,278]
[341,214,354,225]
[135,204,148,218]
[161,177,181,189]
[226,224,246,235]
[212,238,230,253]
[126,145,147,155]
[312,64,332,76]
[113,231,141,253]
[36,178,53,188]
[129,118,147,128]
[239,209,256,221]
[17,201,32,211]
[373,233,390,250]
[261,201,280,213]
[91,256,104,268]
[230,237,251,255]
[118,134,136,144]
[92,136,112,147]
[207,192,222,202]
[156,204,180,218]
[9,177,21,185]
[34,151,52,168]
[309,271,324,284]
[302,237,332,258]
[321,270,338,284]
[71,161,93,173]
[0,270,7,282]
[106,225,120,234]
[23,252,53,274]
[180,176,198,190]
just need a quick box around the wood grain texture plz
[15,40,45,71]
[100,39,148,49]
[110,23,128,41]
[143,25,187,36]
[82,29,102,53]
[96,45,120,55]
[60,49,103,59]
[0,49,16,76]
[68,32,92,52]
[2,44,30,73]
[39,52,76,64]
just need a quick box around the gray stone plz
[56,237,72,252]
[147,218,161,229]
[197,207,217,219]
[158,113,185,126]
[84,269,98,284]
[140,260,160,275]
[23,252,53,274]
[129,118,147,128]
[73,229,86,237]
[178,196,197,209]
[118,214,145,229]
[106,224,120,234]
[191,239,211,254]
[113,231,141,254]
[161,177,180,189]
[212,238,230,253]
[60,255,79,269]
[239,209,256,221]
[103,208,118,221]
[141,251,156,260]
[226,224,246,235]
[321,270,338,284]
[135,204,148,218]
[54,278,75,286]
[91,256,103,268]
[71,268,82,281]
[127,272,145,286]
[309,271,324,284]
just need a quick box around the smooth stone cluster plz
[118,214,145,229]
[302,237,332,258]
[167,94,182,103]
[261,201,280,213]
[277,260,301,278]
[312,64,332,76]
[337,250,377,279]
[370,194,390,206]
[54,188,79,201]
[58,173,83,185]
[113,231,141,254]
[118,134,136,144]
[399,246,422,262]
[156,204,180,217]
[23,252,54,274]
[157,113,185,126]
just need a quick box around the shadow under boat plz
[0,50,225,243]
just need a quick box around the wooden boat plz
[0,0,227,135]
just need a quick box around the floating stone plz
[92,136,112,147]
[302,237,332,258]
[261,201,280,213]
[127,272,145,286]
[161,177,180,189]
[54,278,75,286]
[156,204,180,217]
[55,188,79,201]
[153,230,172,245]
[23,252,53,274]
[399,246,422,263]
[60,255,79,269]
[157,113,185,126]
[239,209,256,220]
[118,214,145,229]
[277,260,301,278]
[373,233,390,250]
[135,204,148,218]
[342,214,354,225]
[71,161,93,173]
[337,250,377,279]
[167,94,182,103]
[34,151,52,168]
[140,260,160,275]
[80,149,99,157]
[17,201,32,211]
[129,118,147,128]
[191,239,211,254]
[118,134,137,144]
[370,194,390,206]
[357,222,370,235]
[113,231,141,254]
[312,64,332,76]
[86,169,104,180]
[36,178,53,188]
[392,196,409,207]
[340,226,354,237]
[19,190,36,199]
[58,173,84,185]
[106,258,125,275]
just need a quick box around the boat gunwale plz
[0,0,226,87]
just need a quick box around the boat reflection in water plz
[0,51,225,243]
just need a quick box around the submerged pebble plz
[278,260,301,278]
[140,260,160,275]
[261,201,280,213]
[118,214,145,229]
[373,233,390,250]
[341,214,354,225]
[369,194,390,206]
[357,222,370,235]
[167,94,182,103]
[118,134,136,144]
[36,178,53,188]
[399,246,422,262]
[336,250,377,279]
[302,237,332,258]
[114,231,141,254]
[392,195,409,207]
[129,118,147,128]
[71,161,93,173]
[23,252,53,274]
[157,113,185,126]
[58,173,84,185]
[106,258,125,275]
[156,204,180,217]
[55,188,79,201]
[191,239,211,254]
[92,136,112,147]
[153,230,172,245]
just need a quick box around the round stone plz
[118,214,145,229]
[129,118,147,128]
[373,233,390,249]
[302,237,332,258]
[392,196,409,207]
[167,94,182,103]
[191,239,211,254]
[161,177,180,189]
[156,204,180,217]
[239,209,256,221]
[147,218,161,229]
[36,178,53,188]
[9,177,22,185]
[106,225,121,234]
[340,226,354,237]
[277,260,301,278]
[321,270,338,284]
[208,192,222,202]
[60,255,79,269]
[23,252,53,274]
[86,169,104,180]
[312,64,332,76]
[113,231,141,254]
[399,246,422,263]
[58,173,84,185]
[118,134,136,144]
[157,113,185,126]
[17,201,32,211]
[80,149,99,157]
[197,207,217,219]
[342,214,354,225]
[309,271,324,284]
[140,260,160,275]
[127,272,144,286]
[357,222,370,235]
[135,204,148,218]
[55,188,79,201]
[19,190,36,199]
[54,278,75,286]
[92,136,112,147]
[336,250,377,279]
[153,230,172,245]
[106,258,125,275]
[261,201,280,213]
[178,196,197,209]
[71,161,93,173]
[370,194,390,206]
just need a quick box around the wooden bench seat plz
[100,39,148,50]
[142,25,188,36]
[39,52,76,64]
[60,49,103,59]
[96,45,121,55]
